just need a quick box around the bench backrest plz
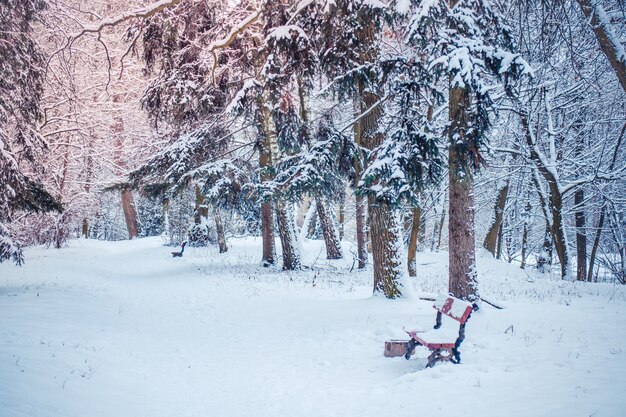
[433,294,473,324]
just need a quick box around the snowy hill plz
[1,237,625,417]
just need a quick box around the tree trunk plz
[587,123,624,281]
[407,206,421,277]
[214,207,228,253]
[436,193,447,251]
[338,196,345,241]
[316,198,342,259]
[483,183,509,256]
[259,98,276,266]
[522,113,571,279]
[163,197,171,243]
[447,82,479,302]
[576,0,626,94]
[520,200,531,269]
[496,222,504,260]
[121,188,139,240]
[260,199,276,266]
[360,84,404,297]
[355,195,367,268]
[275,201,301,270]
[82,218,89,238]
[575,186,587,281]
[537,222,554,273]
[370,199,403,298]
[588,206,605,282]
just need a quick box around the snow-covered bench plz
[384,294,476,368]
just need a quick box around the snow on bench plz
[384,294,476,368]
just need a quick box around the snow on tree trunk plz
[576,0,626,93]
[370,199,404,298]
[316,198,342,260]
[359,83,404,297]
[537,222,554,273]
[448,85,479,302]
[483,183,509,256]
[275,201,301,271]
[355,195,368,269]
[214,207,228,253]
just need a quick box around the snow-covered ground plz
[1,237,625,417]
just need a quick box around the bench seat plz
[407,328,458,350]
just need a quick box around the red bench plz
[385,294,476,368]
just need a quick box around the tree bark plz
[575,186,587,281]
[370,199,403,298]
[82,218,89,238]
[407,206,421,277]
[338,196,345,241]
[214,207,228,253]
[447,82,479,302]
[259,100,276,266]
[483,183,509,256]
[588,206,604,282]
[275,201,301,270]
[360,86,404,298]
[355,194,367,268]
[121,188,139,240]
[163,197,171,243]
[576,0,626,94]
[316,198,343,259]
[520,200,531,269]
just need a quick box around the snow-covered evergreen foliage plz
[0,0,61,264]
[404,0,532,168]
[265,116,357,202]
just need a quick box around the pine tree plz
[404,0,531,301]
[0,0,61,264]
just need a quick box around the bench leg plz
[425,349,454,368]
[404,339,420,360]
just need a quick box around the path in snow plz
[1,237,625,417]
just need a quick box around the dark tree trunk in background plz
[316,199,342,259]
[520,200,531,269]
[407,207,421,277]
[121,188,139,240]
[483,183,509,256]
[588,206,604,282]
[575,186,587,281]
[338,196,345,241]
[260,198,276,266]
[82,219,89,239]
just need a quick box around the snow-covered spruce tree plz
[131,0,249,250]
[300,0,390,271]
[231,0,319,270]
[405,0,531,301]
[361,51,444,278]
[268,115,358,260]
[306,0,411,296]
[0,0,61,264]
